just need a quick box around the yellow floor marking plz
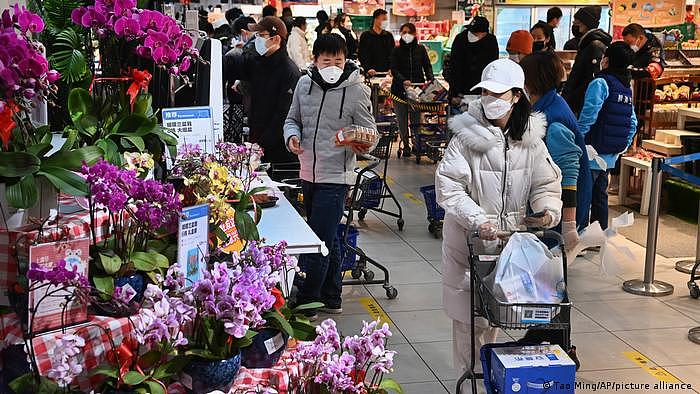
[385,176,395,185]
[403,192,424,205]
[358,297,394,327]
[623,351,680,383]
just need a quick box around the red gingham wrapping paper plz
[0,204,111,305]
[1,312,134,391]
[0,312,23,351]
[230,345,305,394]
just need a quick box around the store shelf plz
[641,139,684,156]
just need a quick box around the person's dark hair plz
[293,16,306,28]
[604,41,634,69]
[372,8,388,26]
[547,7,562,23]
[520,51,565,97]
[622,23,645,38]
[334,13,348,28]
[233,16,255,35]
[316,10,329,23]
[225,8,242,23]
[399,22,416,35]
[282,7,292,17]
[504,89,532,141]
[312,33,347,58]
[262,5,277,17]
[531,21,554,49]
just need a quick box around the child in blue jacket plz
[522,52,592,252]
[578,42,637,230]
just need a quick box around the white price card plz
[178,205,210,287]
[163,106,216,157]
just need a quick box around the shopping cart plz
[688,260,700,298]
[408,100,449,165]
[340,154,398,299]
[355,123,405,231]
[456,230,571,394]
[419,185,444,238]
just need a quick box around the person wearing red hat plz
[506,30,533,63]
[223,16,301,165]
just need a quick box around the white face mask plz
[481,94,514,120]
[467,31,480,43]
[631,44,640,52]
[402,33,415,44]
[380,20,389,30]
[255,36,270,56]
[318,65,344,84]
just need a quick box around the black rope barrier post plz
[675,201,700,274]
[689,326,700,344]
[623,157,675,296]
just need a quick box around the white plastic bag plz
[485,232,565,305]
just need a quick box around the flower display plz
[0,5,59,136]
[27,260,90,288]
[295,318,400,394]
[135,287,194,347]
[71,0,197,75]
[46,334,86,387]
[123,152,155,175]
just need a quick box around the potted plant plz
[0,5,102,227]
[81,158,181,316]
[293,319,403,394]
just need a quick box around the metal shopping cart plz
[456,230,572,394]
[419,185,444,238]
[340,154,398,299]
[408,99,449,165]
[356,123,405,231]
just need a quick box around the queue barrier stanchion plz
[675,200,700,274]
[623,152,700,296]
[689,326,700,344]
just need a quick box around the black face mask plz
[532,40,546,52]
[572,24,583,38]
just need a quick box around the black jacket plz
[358,29,395,73]
[562,29,611,114]
[447,30,499,98]
[390,40,434,97]
[631,31,666,79]
[336,27,358,60]
[223,48,301,163]
[564,37,580,50]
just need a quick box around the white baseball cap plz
[471,58,525,94]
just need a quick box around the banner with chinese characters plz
[612,0,684,27]
[28,239,90,333]
[343,0,385,16]
[393,0,435,16]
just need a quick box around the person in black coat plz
[390,23,434,156]
[358,9,395,75]
[622,23,666,79]
[315,10,331,37]
[223,17,301,164]
[447,16,499,106]
[332,13,358,60]
[561,6,611,115]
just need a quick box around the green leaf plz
[145,380,166,394]
[0,152,41,177]
[379,379,404,394]
[290,320,318,341]
[123,371,147,386]
[96,138,121,165]
[68,88,95,122]
[99,253,122,275]
[6,175,38,209]
[42,146,104,170]
[9,373,34,393]
[89,364,119,379]
[138,349,162,368]
[234,211,259,241]
[49,28,90,84]
[121,136,146,151]
[37,167,88,197]
[185,348,221,360]
[264,312,294,337]
[213,225,229,244]
[133,94,153,116]
[292,302,325,311]
[60,129,79,152]
[131,251,159,272]
[153,356,189,379]
[113,114,157,137]
[146,239,167,253]
[93,275,115,297]
[27,143,53,158]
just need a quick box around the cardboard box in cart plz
[490,345,575,394]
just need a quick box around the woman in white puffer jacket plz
[435,59,563,385]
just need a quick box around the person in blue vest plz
[521,51,592,253]
[578,41,637,230]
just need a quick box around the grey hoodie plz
[284,61,376,185]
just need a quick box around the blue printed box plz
[490,345,576,394]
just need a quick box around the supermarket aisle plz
[320,156,700,394]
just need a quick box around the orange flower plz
[0,101,17,150]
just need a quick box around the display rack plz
[633,75,700,140]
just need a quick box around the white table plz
[676,107,700,130]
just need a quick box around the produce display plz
[654,83,700,101]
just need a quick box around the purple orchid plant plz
[71,0,198,76]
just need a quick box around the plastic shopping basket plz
[337,223,359,271]
[419,185,445,221]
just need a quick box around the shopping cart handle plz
[469,229,563,244]
[356,154,381,173]
[376,121,392,127]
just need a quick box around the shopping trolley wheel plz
[351,268,362,280]
[358,208,368,221]
[363,269,375,281]
[397,218,405,231]
[433,228,442,239]
[689,281,700,299]
[385,287,398,299]
[428,222,435,234]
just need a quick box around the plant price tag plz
[264,332,286,355]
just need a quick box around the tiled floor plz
[320,156,700,394]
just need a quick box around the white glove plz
[562,220,579,251]
[478,222,498,241]
[523,210,553,228]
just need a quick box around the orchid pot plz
[181,352,242,393]
[241,328,289,369]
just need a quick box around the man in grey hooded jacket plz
[284,34,376,319]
